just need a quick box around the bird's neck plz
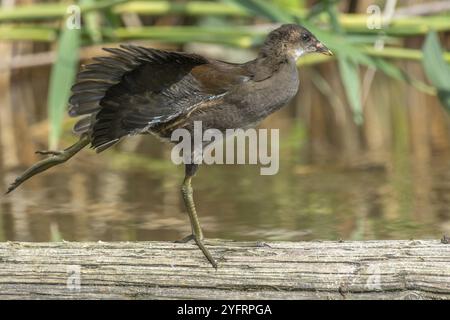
[250,51,294,82]
[257,48,289,62]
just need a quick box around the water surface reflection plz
[1,132,449,242]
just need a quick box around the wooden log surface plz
[0,239,449,300]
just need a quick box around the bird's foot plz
[6,150,70,194]
[175,234,217,269]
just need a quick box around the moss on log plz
[0,240,449,299]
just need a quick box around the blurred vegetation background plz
[0,0,449,243]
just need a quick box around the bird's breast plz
[157,61,300,137]
[231,60,299,124]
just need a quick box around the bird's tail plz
[5,134,90,194]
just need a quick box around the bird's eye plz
[301,34,311,41]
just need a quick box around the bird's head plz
[260,24,333,60]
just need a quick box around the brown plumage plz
[69,46,254,151]
[6,24,332,268]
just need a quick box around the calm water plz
[1,124,449,243]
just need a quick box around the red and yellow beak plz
[316,42,333,56]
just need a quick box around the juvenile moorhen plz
[6,24,332,268]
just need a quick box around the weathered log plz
[0,240,449,300]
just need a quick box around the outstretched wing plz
[69,44,252,152]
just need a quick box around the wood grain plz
[0,240,449,299]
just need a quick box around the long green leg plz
[5,134,90,194]
[178,166,217,268]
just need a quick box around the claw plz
[176,233,217,269]
[5,135,90,195]
[195,237,218,269]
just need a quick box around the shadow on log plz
[0,240,449,299]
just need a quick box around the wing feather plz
[69,44,252,152]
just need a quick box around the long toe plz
[35,150,63,156]
[194,237,218,269]
[174,234,195,243]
